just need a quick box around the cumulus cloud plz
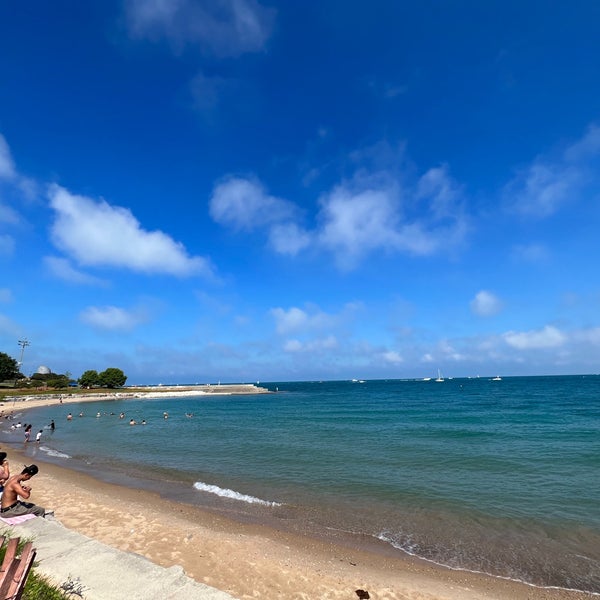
[210,177,298,231]
[504,124,600,217]
[48,184,213,277]
[503,325,566,349]
[270,306,335,335]
[381,350,403,364]
[317,163,467,268]
[124,0,275,57]
[470,290,503,317]
[80,305,148,331]
[43,256,108,286]
[211,157,469,270]
[317,186,405,265]
[268,223,312,256]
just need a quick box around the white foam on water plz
[193,481,282,507]
[377,532,600,596]
[39,446,71,459]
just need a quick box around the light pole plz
[16,339,30,387]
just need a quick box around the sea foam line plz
[39,446,71,459]
[193,482,282,507]
[377,532,600,596]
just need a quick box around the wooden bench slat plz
[0,537,37,600]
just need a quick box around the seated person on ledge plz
[0,464,47,518]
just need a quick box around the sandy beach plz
[0,392,594,600]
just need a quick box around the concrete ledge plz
[0,517,237,600]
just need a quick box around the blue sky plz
[1,1,600,384]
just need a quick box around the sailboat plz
[435,369,444,382]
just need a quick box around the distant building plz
[35,365,51,375]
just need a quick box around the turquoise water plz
[3,375,600,593]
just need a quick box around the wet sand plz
[1,393,594,600]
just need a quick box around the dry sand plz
[0,392,594,600]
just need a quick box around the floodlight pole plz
[15,339,30,387]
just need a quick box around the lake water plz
[3,375,599,593]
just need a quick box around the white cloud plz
[503,325,566,349]
[316,170,468,269]
[80,305,148,331]
[43,256,108,286]
[470,290,503,317]
[416,165,463,219]
[271,306,335,335]
[0,134,16,180]
[283,339,303,352]
[211,152,469,270]
[317,186,405,268]
[505,162,576,217]
[572,327,600,345]
[0,134,38,199]
[282,335,338,353]
[381,350,403,364]
[48,184,213,277]
[563,124,600,162]
[504,124,600,217]
[210,177,298,231]
[124,0,274,57]
[0,203,20,225]
[268,223,312,256]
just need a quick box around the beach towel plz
[0,514,37,525]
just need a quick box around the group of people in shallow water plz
[0,404,196,521]
[8,418,55,444]
[64,410,194,424]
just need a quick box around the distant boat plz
[422,377,431,381]
[435,369,444,382]
[492,376,502,381]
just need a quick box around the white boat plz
[492,376,502,381]
[435,369,444,382]
[422,377,431,381]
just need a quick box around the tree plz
[78,369,100,388]
[98,368,127,388]
[0,352,21,381]
[47,374,70,389]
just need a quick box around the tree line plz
[0,351,127,389]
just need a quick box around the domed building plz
[35,365,51,375]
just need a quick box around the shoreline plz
[1,394,595,599]
[0,383,271,409]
